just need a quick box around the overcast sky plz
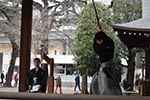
[95,0,112,5]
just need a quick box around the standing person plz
[14,72,19,87]
[90,26,122,95]
[135,73,141,92]
[74,74,81,92]
[122,77,130,91]
[28,58,46,93]
[0,71,4,85]
[55,75,62,94]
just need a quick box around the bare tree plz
[0,0,87,86]
[0,0,21,86]
[32,0,87,55]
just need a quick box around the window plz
[54,65,65,75]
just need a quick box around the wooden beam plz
[48,76,54,93]
[19,0,33,92]
[42,53,54,93]
[42,53,52,64]
[0,92,150,100]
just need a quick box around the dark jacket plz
[1,73,4,79]
[93,31,114,63]
[75,75,80,84]
[28,67,46,92]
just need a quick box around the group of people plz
[0,71,18,87]
[27,25,122,95]
[1,24,137,95]
[54,73,81,94]
[27,57,81,93]
[1,25,123,95]
[0,23,138,95]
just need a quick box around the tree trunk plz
[4,42,19,87]
[127,48,136,91]
[81,74,88,94]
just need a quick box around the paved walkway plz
[0,86,140,96]
[0,86,81,94]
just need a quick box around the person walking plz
[14,72,19,87]
[74,74,81,92]
[0,71,4,86]
[135,73,141,92]
[55,75,62,94]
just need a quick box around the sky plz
[94,0,112,5]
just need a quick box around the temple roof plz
[112,17,150,48]
[112,0,150,48]
[112,17,150,32]
[112,0,150,80]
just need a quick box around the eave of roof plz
[112,17,150,48]
[112,17,150,33]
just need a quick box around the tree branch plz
[0,9,11,22]
[54,28,71,41]
[77,0,87,5]
[42,0,49,8]
[33,1,43,11]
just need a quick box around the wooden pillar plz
[140,37,150,96]
[145,37,150,80]
[19,0,33,92]
[48,58,54,93]
[126,48,135,91]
